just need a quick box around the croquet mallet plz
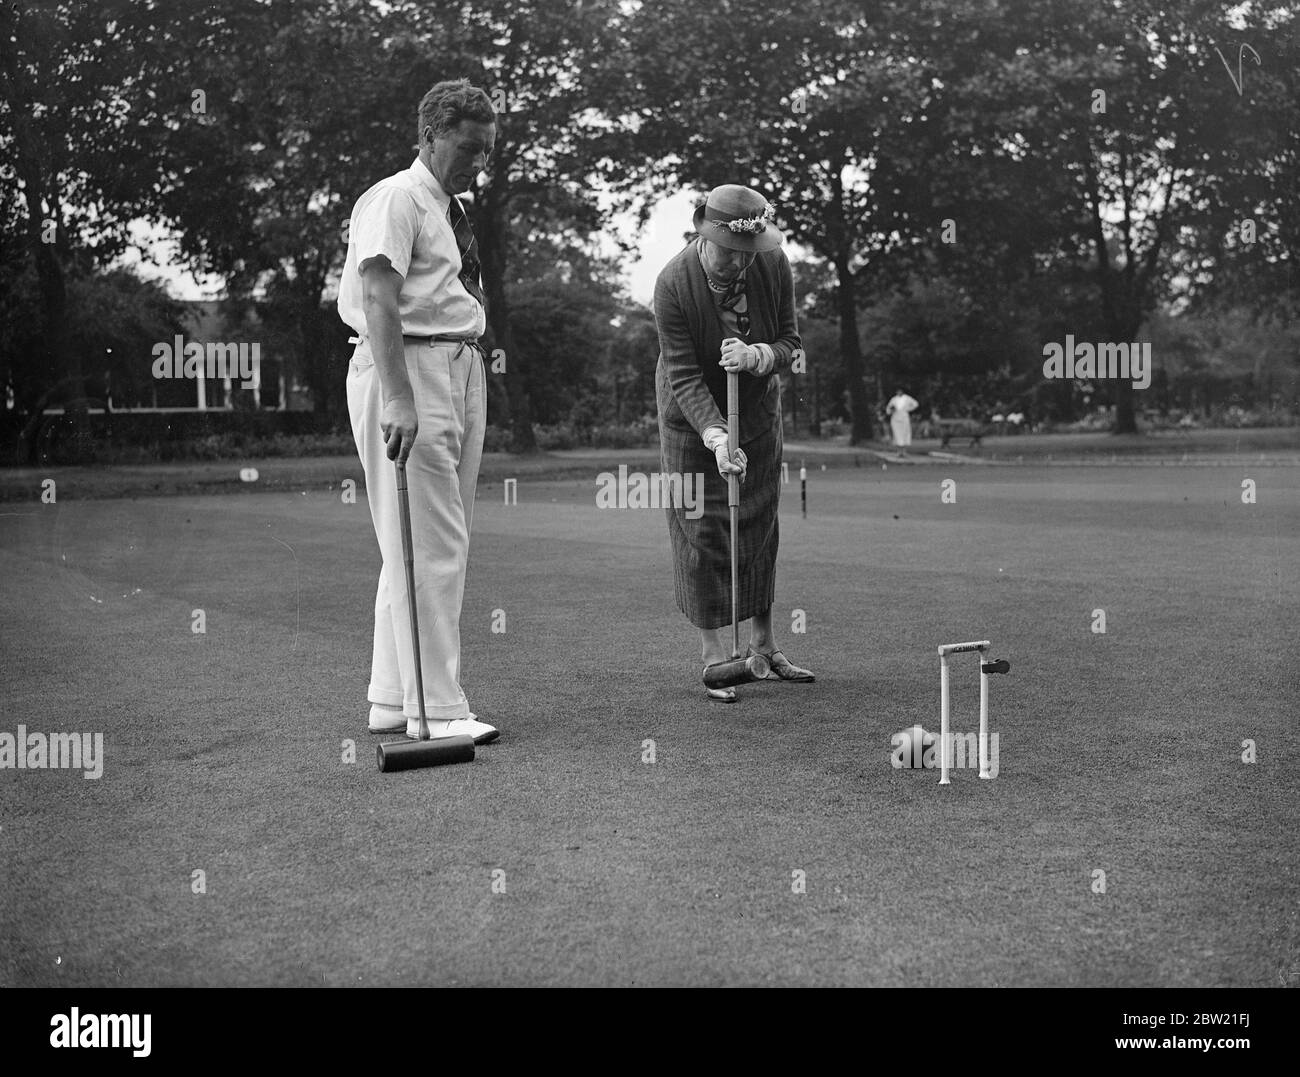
[377,459,475,772]
[703,368,771,690]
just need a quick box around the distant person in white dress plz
[886,389,919,448]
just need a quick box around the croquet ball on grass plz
[890,724,937,770]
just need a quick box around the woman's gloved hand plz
[719,337,759,373]
[703,425,747,482]
[714,443,747,482]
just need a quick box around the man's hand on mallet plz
[381,396,419,463]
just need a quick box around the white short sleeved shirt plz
[337,157,485,340]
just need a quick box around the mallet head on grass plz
[376,732,474,772]
[703,652,770,689]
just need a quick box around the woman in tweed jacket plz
[653,184,816,702]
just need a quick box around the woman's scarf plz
[697,242,750,329]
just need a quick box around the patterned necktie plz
[447,197,486,308]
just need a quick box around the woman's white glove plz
[719,337,759,373]
[703,425,747,482]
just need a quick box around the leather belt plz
[348,333,483,359]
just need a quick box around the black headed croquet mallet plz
[376,459,475,773]
[703,369,771,690]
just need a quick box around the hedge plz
[0,409,351,466]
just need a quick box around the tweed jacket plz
[654,240,801,445]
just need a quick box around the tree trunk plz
[291,253,344,417]
[477,196,537,454]
[811,366,821,435]
[9,35,78,462]
[298,290,331,415]
[15,174,78,462]
[1113,379,1137,433]
[834,257,874,444]
[1106,305,1141,434]
[482,332,512,435]
[495,305,537,454]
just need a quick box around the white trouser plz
[346,337,486,719]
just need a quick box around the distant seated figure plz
[886,388,919,448]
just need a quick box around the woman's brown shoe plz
[746,647,815,682]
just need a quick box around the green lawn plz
[1,459,1296,986]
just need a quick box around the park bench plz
[936,418,988,447]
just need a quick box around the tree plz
[153,0,625,452]
[0,0,228,455]
[1147,305,1300,416]
[148,0,478,416]
[0,262,188,465]
[67,269,188,409]
[604,0,947,444]
[917,0,1297,433]
[1,1,292,455]
[605,0,1297,440]
[502,231,633,426]
[1174,14,1299,318]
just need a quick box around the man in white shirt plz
[338,79,499,744]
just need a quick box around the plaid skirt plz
[659,418,782,630]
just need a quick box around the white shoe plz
[404,716,463,740]
[406,714,499,745]
[368,704,406,733]
[454,716,500,745]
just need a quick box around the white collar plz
[410,157,452,203]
